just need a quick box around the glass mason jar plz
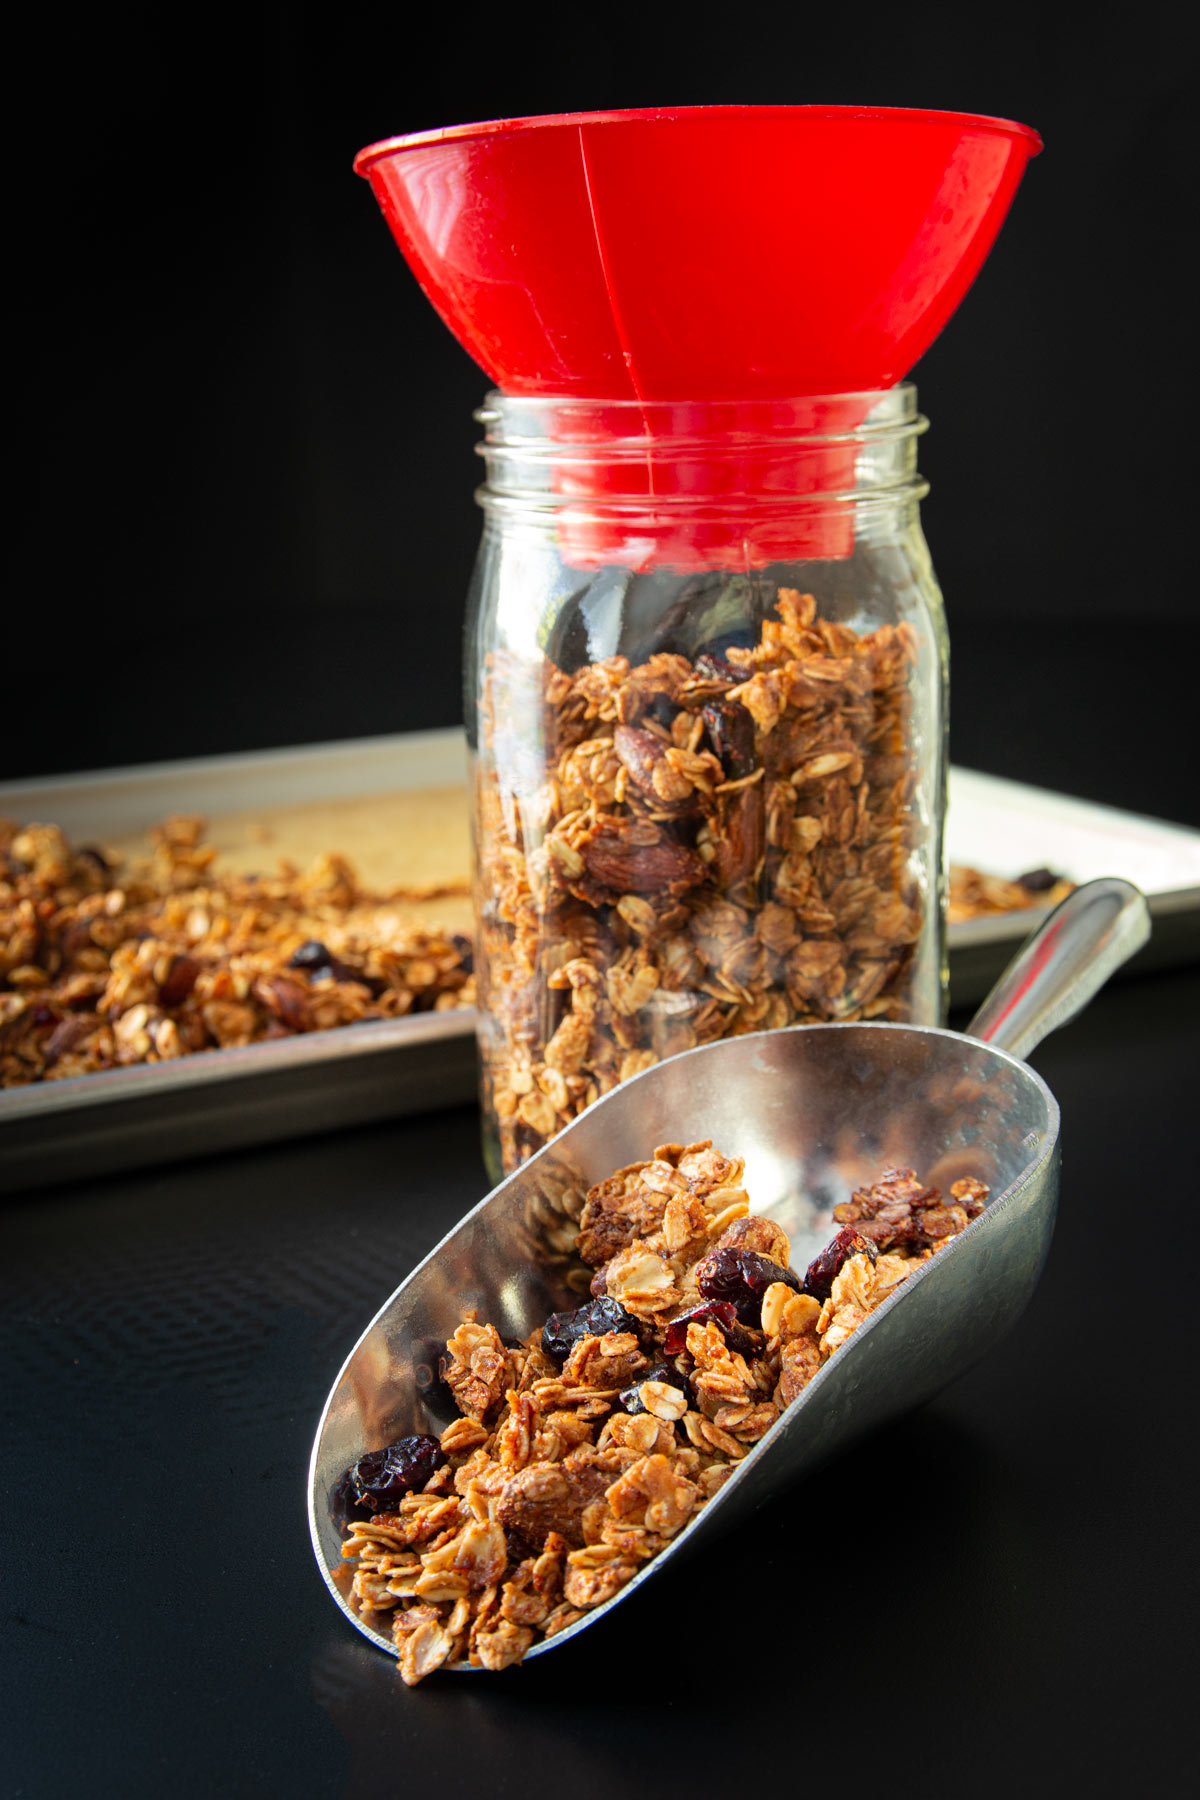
[465,385,948,1180]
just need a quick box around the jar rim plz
[476,385,925,448]
[473,384,928,568]
[478,381,916,411]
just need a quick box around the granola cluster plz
[0,816,474,1085]
[948,864,1074,923]
[338,1140,988,1684]
[476,588,928,1172]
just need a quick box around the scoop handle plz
[965,876,1151,1060]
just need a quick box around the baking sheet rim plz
[7,876,1198,1126]
[0,1006,476,1122]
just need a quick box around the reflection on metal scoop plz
[309,878,1149,1665]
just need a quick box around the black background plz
[4,14,1200,1792]
[7,2,1197,823]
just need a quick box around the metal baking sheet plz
[945,767,1200,1005]
[3,736,1199,1193]
[0,730,476,1195]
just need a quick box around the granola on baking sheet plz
[475,587,930,1173]
[334,1139,988,1685]
[948,863,1074,923]
[0,815,474,1085]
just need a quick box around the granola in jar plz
[468,388,948,1175]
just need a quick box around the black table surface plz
[3,963,1198,1800]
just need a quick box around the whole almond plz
[582,822,704,895]
[613,725,694,805]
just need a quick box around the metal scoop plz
[309,876,1149,1666]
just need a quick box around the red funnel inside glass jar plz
[355,105,1041,565]
[479,392,910,569]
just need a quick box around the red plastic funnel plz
[355,105,1041,401]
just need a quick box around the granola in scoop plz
[335,1140,988,1684]
[0,815,474,1085]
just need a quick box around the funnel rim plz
[353,102,1043,174]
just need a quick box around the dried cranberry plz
[289,939,374,988]
[450,933,474,975]
[695,1247,801,1324]
[341,1434,446,1516]
[1017,867,1062,894]
[662,1300,763,1357]
[702,699,757,780]
[541,1296,642,1362]
[289,939,334,972]
[29,1003,58,1029]
[618,1360,687,1414]
[802,1228,879,1302]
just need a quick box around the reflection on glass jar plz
[466,386,948,1178]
